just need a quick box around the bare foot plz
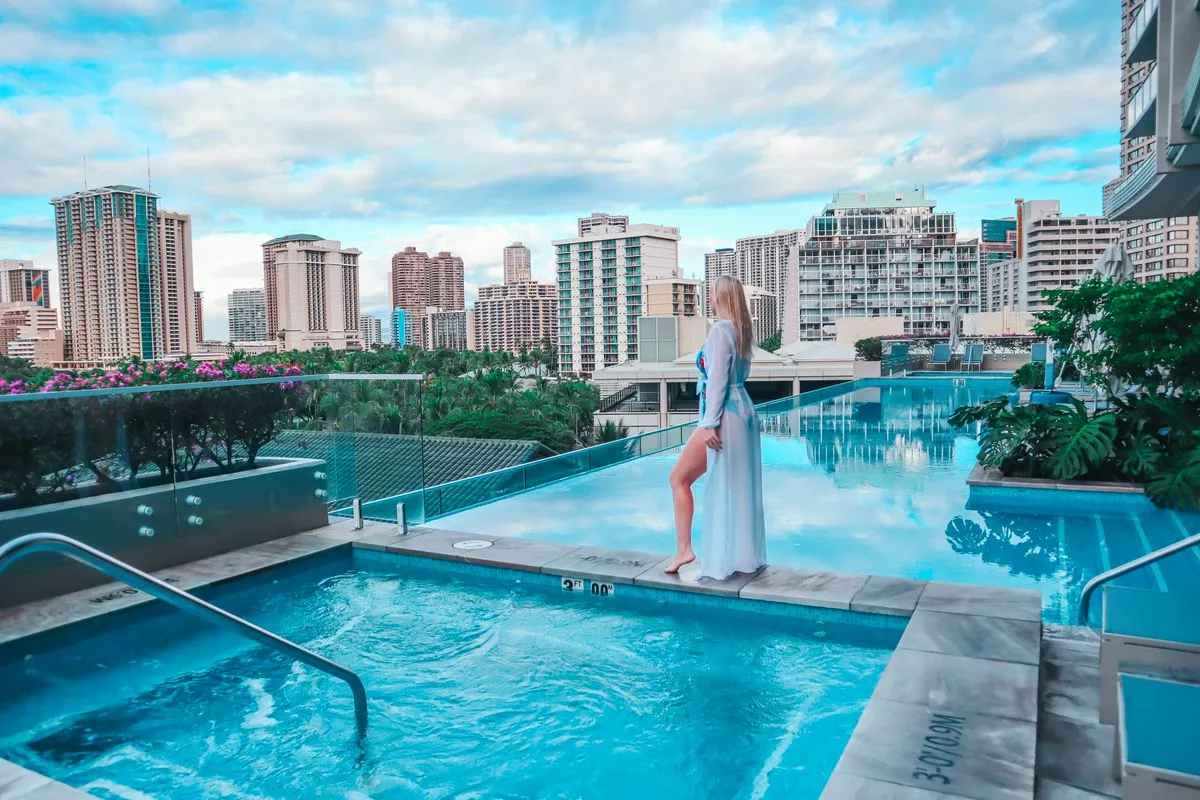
[664,550,696,574]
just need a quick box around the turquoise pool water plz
[436,380,1200,624]
[0,552,894,799]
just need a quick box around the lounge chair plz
[962,343,984,373]
[1115,674,1200,795]
[1099,586,1200,725]
[930,343,951,370]
[1031,342,1048,363]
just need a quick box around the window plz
[1148,233,1166,244]
[1128,225,1143,235]
[1146,220,1165,231]
[1169,230,1189,240]
[1168,244,1189,253]
[1128,238,1144,249]
[1168,258,1189,268]
[1169,217,1191,225]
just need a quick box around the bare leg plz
[666,431,708,573]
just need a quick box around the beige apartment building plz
[503,242,532,284]
[472,281,557,354]
[984,200,1119,312]
[0,260,50,307]
[262,234,362,351]
[158,211,198,354]
[744,285,779,344]
[389,247,465,348]
[643,278,700,318]
[1106,0,1199,277]
[0,304,62,365]
[423,307,468,350]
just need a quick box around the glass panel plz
[0,388,181,607]
[524,451,588,490]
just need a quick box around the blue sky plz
[0,0,1121,338]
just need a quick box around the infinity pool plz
[437,380,1200,624]
[0,552,894,799]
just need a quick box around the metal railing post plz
[351,497,363,530]
[397,502,408,536]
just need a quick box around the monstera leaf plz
[1146,446,1200,510]
[977,405,1041,471]
[1117,433,1163,480]
[948,396,1009,429]
[1045,400,1117,480]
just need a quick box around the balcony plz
[1126,0,1159,64]
[1125,64,1158,139]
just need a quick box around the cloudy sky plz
[0,0,1120,338]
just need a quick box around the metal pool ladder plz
[0,532,368,737]
[1077,530,1200,625]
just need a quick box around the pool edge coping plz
[0,519,1043,800]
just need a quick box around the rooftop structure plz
[262,235,362,351]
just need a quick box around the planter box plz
[0,458,329,607]
[965,464,1150,514]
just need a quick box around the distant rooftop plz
[825,188,935,211]
[50,185,159,203]
[263,233,324,246]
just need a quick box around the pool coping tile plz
[0,759,96,799]
[874,648,1040,723]
[821,772,975,799]
[633,558,760,597]
[540,545,664,584]
[898,609,1042,666]
[738,564,868,610]
[917,583,1042,623]
[851,575,927,617]
[372,528,581,573]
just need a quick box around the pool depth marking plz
[912,713,965,787]
[88,576,180,604]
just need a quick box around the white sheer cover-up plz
[694,320,767,580]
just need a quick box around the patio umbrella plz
[947,302,960,354]
[1073,243,1134,396]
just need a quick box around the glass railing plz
[0,373,422,606]
[1126,0,1158,64]
[1125,63,1158,136]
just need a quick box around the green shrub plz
[855,337,883,361]
[1011,362,1045,389]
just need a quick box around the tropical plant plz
[1011,362,1045,390]
[758,331,782,353]
[950,272,1200,509]
[592,420,629,443]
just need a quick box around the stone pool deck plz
[0,519,1121,800]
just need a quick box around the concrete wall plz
[835,316,905,344]
[964,310,1037,335]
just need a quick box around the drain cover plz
[452,539,494,551]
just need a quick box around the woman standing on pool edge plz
[665,275,767,578]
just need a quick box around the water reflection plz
[944,513,1061,580]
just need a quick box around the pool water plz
[0,552,894,799]
[436,380,1200,624]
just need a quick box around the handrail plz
[1077,531,1200,625]
[0,533,367,737]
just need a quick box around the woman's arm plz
[697,324,733,430]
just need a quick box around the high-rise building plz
[472,281,557,354]
[389,247,466,348]
[390,307,409,347]
[0,304,62,366]
[1107,0,1199,282]
[155,210,197,355]
[503,241,532,284]
[703,248,736,316]
[0,260,50,307]
[423,307,468,350]
[984,200,1119,312]
[261,234,362,351]
[555,216,680,375]
[1105,0,1200,226]
[52,185,168,361]
[980,218,1018,267]
[744,286,779,344]
[360,313,383,348]
[228,288,267,341]
[643,278,700,317]
[784,189,980,341]
[734,230,800,318]
[578,212,629,237]
[193,291,204,344]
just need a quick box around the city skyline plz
[0,1,1121,339]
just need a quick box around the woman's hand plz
[696,427,722,451]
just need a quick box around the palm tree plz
[593,420,629,443]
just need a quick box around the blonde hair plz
[712,275,754,358]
